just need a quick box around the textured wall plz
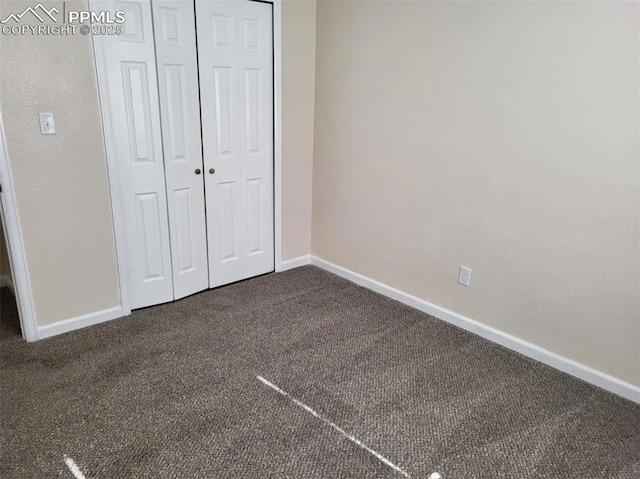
[312,1,640,385]
[281,0,316,260]
[0,0,120,325]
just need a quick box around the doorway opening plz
[0,112,38,341]
[0,215,21,338]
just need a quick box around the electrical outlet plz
[39,112,56,135]
[458,265,471,287]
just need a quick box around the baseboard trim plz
[278,255,311,272]
[0,275,15,294]
[37,306,123,340]
[310,255,640,403]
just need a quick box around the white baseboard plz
[310,255,640,403]
[0,275,14,294]
[278,254,311,272]
[37,306,123,340]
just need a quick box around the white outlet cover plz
[39,112,56,135]
[458,265,471,287]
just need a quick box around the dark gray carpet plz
[1,266,639,478]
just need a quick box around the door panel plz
[152,0,209,299]
[196,0,243,287]
[196,0,273,288]
[237,0,273,278]
[135,192,166,280]
[218,181,239,262]
[173,188,196,274]
[93,0,173,309]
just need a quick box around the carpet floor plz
[1,266,639,478]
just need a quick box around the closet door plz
[236,0,274,280]
[92,0,173,309]
[195,0,274,288]
[152,0,209,299]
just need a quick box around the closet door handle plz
[195,168,201,175]
[209,168,216,174]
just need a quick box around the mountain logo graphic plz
[1,3,59,24]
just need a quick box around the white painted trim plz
[278,254,310,272]
[310,256,640,403]
[0,112,38,342]
[272,0,284,273]
[0,275,15,294]
[89,1,132,316]
[38,306,123,340]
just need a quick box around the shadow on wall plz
[0,219,13,287]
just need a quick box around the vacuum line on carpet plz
[63,455,87,479]
[256,375,410,478]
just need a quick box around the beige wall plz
[0,0,120,325]
[312,1,640,385]
[282,0,316,260]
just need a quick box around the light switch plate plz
[39,112,55,135]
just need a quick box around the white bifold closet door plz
[92,0,175,309]
[92,0,274,309]
[195,0,274,288]
[151,0,209,300]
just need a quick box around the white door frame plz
[92,0,284,316]
[0,111,38,342]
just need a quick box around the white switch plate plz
[458,265,471,287]
[39,112,55,135]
